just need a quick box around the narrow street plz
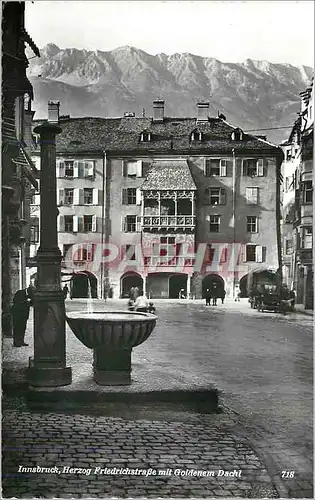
[2,299,313,498]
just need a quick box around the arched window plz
[231,128,243,141]
[140,130,151,142]
[191,129,203,142]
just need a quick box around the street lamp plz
[28,122,72,387]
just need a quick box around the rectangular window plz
[122,188,137,205]
[245,187,258,204]
[304,181,313,203]
[64,161,74,177]
[246,245,256,262]
[247,216,258,233]
[126,161,137,177]
[244,159,257,176]
[124,215,137,232]
[64,188,74,205]
[84,188,93,205]
[208,188,226,205]
[64,215,73,232]
[301,226,313,249]
[83,215,93,232]
[29,225,39,244]
[83,161,94,178]
[286,150,292,161]
[209,215,220,233]
[285,239,293,255]
[206,159,220,176]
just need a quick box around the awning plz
[12,146,38,190]
[141,160,197,191]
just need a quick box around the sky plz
[26,1,314,67]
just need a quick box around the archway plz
[239,274,248,298]
[120,272,143,298]
[71,271,98,298]
[169,274,188,299]
[202,274,225,299]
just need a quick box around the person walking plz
[212,285,218,306]
[63,284,69,299]
[11,289,32,347]
[220,290,226,304]
[205,289,211,306]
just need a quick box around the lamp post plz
[28,122,72,387]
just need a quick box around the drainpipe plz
[232,148,237,298]
[100,151,106,298]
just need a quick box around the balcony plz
[141,215,196,231]
[298,248,313,264]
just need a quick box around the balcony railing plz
[141,215,196,229]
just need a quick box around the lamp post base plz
[93,348,132,386]
[28,359,72,387]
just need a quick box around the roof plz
[141,160,197,190]
[31,116,282,155]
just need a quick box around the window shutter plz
[121,216,126,232]
[242,159,247,176]
[57,161,65,178]
[204,159,209,176]
[240,245,247,263]
[136,188,142,205]
[73,189,80,205]
[73,216,79,233]
[57,189,64,206]
[253,188,258,204]
[136,160,143,177]
[73,161,79,178]
[136,215,142,232]
[255,245,263,262]
[257,159,264,177]
[92,215,97,232]
[86,243,93,261]
[122,160,127,177]
[220,189,226,205]
[57,215,64,232]
[220,160,227,176]
[122,189,128,205]
[92,188,99,205]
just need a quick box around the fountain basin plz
[66,311,157,349]
[66,311,157,386]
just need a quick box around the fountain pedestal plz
[93,347,131,385]
[66,311,157,386]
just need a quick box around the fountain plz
[66,310,157,386]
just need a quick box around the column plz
[28,122,72,388]
[187,275,191,299]
[143,276,147,296]
[1,186,15,337]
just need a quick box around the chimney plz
[48,100,60,123]
[153,99,164,122]
[196,101,209,122]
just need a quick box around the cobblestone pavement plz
[2,299,313,498]
[2,396,278,499]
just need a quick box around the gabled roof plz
[31,116,282,155]
[141,160,197,191]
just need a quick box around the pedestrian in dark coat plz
[11,289,31,347]
[63,284,69,299]
[27,283,36,306]
[212,285,218,306]
[220,290,226,304]
[205,289,211,306]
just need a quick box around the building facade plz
[2,1,40,336]
[281,78,313,309]
[30,100,283,299]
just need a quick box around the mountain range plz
[27,44,314,144]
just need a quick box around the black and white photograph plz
[2,0,314,498]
